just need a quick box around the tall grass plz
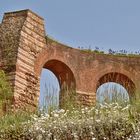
[0,91,139,139]
[39,80,78,113]
[0,101,140,139]
[0,73,140,139]
[39,84,59,113]
[96,82,130,107]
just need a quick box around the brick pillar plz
[0,10,46,110]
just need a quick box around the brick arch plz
[38,59,76,107]
[34,47,76,78]
[34,46,76,88]
[96,72,136,97]
[43,59,76,89]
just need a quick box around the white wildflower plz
[122,106,129,111]
[90,131,94,135]
[82,110,85,114]
[59,109,65,113]
[85,107,88,110]
[95,119,101,123]
[54,113,59,117]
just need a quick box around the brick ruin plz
[0,10,140,110]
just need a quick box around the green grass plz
[0,99,139,139]
[0,111,32,129]
[0,70,140,139]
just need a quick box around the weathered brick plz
[0,9,140,111]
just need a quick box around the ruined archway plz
[96,72,136,101]
[40,59,76,108]
[1,9,140,110]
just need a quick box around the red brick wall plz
[0,9,140,109]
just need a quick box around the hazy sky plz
[0,0,140,52]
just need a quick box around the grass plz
[0,111,32,129]
[0,70,140,139]
[0,86,140,140]
[0,102,140,139]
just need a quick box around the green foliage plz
[0,111,33,140]
[60,88,78,111]
[0,111,32,130]
[0,103,140,139]
[0,73,139,139]
[0,70,12,101]
[46,34,140,58]
[46,35,72,49]
[80,48,105,54]
[0,70,13,113]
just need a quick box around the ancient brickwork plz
[35,40,140,105]
[0,10,140,110]
[15,10,46,109]
[0,11,27,87]
[0,10,46,109]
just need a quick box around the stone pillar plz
[0,10,46,110]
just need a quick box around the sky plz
[0,0,140,52]
[0,1,138,107]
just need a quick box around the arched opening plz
[39,59,76,111]
[96,82,129,104]
[39,69,60,111]
[96,72,136,104]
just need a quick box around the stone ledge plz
[4,9,44,20]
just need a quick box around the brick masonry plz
[0,10,140,110]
